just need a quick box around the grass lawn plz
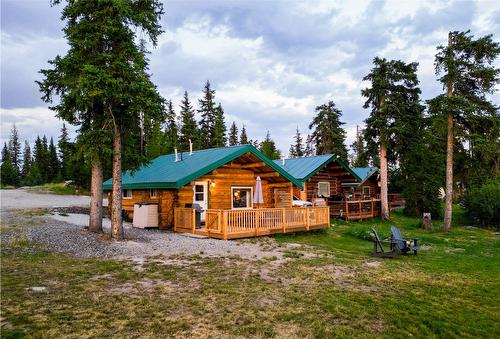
[1,208,499,338]
[27,183,89,196]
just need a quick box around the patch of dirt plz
[364,260,383,268]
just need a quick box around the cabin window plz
[149,189,158,198]
[363,186,370,196]
[194,184,205,202]
[123,190,133,199]
[317,182,330,197]
[231,187,253,209]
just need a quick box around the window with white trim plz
[123,190,133,199]
[317,182,330,197]
[149,189,158,198]
[363,186,370,196]
[231,187,253,209]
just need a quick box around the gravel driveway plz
[1,188,93,211]
[1,189,296,262]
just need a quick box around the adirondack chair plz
[370,227,397,258]
[390,226,419,255]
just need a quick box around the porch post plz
[222,210,228,240]
[255,209,260,236]
[282,208,286,233]
[306,208,310,230]
[191,209,196,234]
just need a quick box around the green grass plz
[1,207,499,338]
[28,183,89,196]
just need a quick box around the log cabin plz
[103,145,330,239]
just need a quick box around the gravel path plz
[1,189,291,262]
[1,188,95,211]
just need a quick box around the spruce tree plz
[259,131,281,160]
[1,143,9,162]
[309,101,348,161]
[0,158,18,187]
[8,124,21,175]
[21,141,32,180]
[431,31,500,231]
[47,137,60,182]
[198,80,216,147]
[164,100,179,154]
[39,0,165,239]
[240,125,249,145]
[212,103,227,147]
[58,123,72,180]
[351,126,368,167]
[362,57,422,220]
[146,120,164,159]
[304,134,315,156]
[228,122,238,146]
[289,127,305,158]
[179,91,198,151]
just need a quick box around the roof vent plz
[174,148,179,162]
[281,157,285,166]
[189,139,193,155]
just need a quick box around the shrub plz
[463,179,500,229]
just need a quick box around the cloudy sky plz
[1,0,499,155]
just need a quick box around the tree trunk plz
[380,141,390,219]
[443,32,454,232]
[443,110,453,231]
[111,125,124,239]
[89,157,103,233]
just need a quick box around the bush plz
[463,179,500,229]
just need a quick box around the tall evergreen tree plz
[47,137,60,182]
[179,91,198,151]
[240,125,249,145]
[362,58,422,220]
[39,0,165,239]
[309,101,348,161]
[304,134,315,156]
[58,123,72,180]
[8,124,21,175]
[21,141,32,179]
[431,31,500,231]
[164,100,179,154]
[228,121,238,146]
[351,126,368,167]
[1,143,9,162]
[198,80,216,147]
[289,128,304,158]
[259,131,281,160]
[146,120,164,159]
[212,103,227,147]
[0,154,18,187]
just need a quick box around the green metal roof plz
[103,144,303,190]
[351,167,378,183]
[273,155,362,183]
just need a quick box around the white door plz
[193,181,208,222]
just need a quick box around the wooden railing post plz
[255,209,260,236]
[306,208,310,230]
[173,208,177,232]
[371,199,374,218]
[222,210,228,240]
[345,201,349,220]
[218,210,222,232]
[191,209,196,234]
[282,208,286,233]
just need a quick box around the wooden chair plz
[370,227,397,258]
[390,226,419,255]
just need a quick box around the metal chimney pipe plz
[189,139,193,155]
[174,148,179,162]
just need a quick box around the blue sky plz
[1,0,499,155]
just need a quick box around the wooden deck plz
[174,206,330,239]
[329,199,381,220]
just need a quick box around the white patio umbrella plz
[253,176,264,208]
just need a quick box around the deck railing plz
[174,206,330,239]
[329,199,381,220]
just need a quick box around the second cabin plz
[103,145,330,239]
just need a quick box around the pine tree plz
[362,57,422,220]
[240,125,249,145]
[47,137,60,182]
[259,131,281,160]
[212,103,227,147]
[304,134,315,156]
[1,158,18,186]
[21,141,32,179]
[58,123,72,180]
[38,0,165,238]
[289,127,304,158]
[228,122,238,146]
[164,100,179,154]
[431,31,500,231]
[309,101,348,161]
[8,124,21,175]
[198,80,216,147]
[179,91,198,151]
[33,136,49,183]
[147,120,164,159]
[351,126,368,167]
[1,143,9,162]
